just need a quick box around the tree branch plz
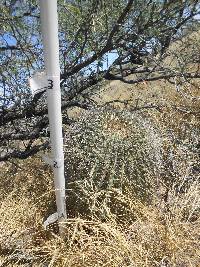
[0,45,20,51]
[61,0,134,80]
[0,141,49,162]
[105,71,200,84]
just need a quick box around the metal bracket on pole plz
[29,71,48,96]
[43,212,58,229]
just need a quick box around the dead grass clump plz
[0,145,199,266]
[0,157,55,214]
[0,157,55,266]
[1,181,199,266]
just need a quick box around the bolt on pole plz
[39,0,66,233]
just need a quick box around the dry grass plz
[0,158,199,267]
[0,91,199,266]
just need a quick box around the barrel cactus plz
[64,107,163,218]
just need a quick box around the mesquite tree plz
[0,0,200,160]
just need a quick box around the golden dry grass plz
[0,156,199,266]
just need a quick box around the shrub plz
[64,106,163,219]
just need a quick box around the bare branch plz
[0,141,49,162]
[61,0,134,79]
[0,45,20,51]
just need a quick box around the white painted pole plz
[39,0,66,232]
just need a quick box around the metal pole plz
[39,0,66,233]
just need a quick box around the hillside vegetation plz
[1,70,199,266]
[0,27,199,267]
